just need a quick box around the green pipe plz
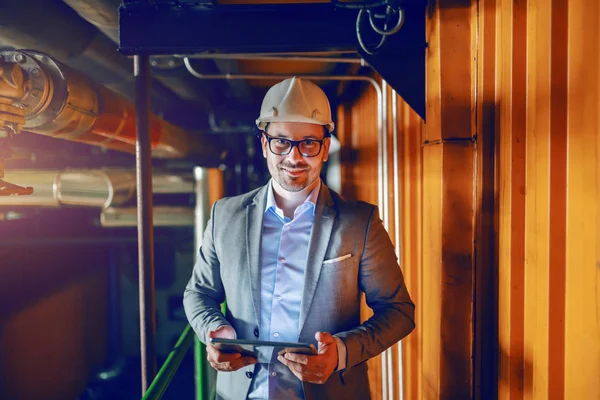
[142,324,195,400]
[195,337,206,400]
[194,301,228,400]
[193,301,229,400]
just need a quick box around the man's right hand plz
[206,326,257,372]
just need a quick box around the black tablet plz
[209,337,317,359]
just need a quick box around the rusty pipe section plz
[0,169,194,208]
[0,50,225,161]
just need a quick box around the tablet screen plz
[209,338,316,363]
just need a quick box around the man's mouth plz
[281,167,307,177]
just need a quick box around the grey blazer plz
[183,182,415,400]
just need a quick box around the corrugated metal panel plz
[341,0,600,399]
[485,0,600,398]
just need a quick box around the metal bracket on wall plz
[118,1,427,120]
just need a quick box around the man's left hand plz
[277,332,338,384]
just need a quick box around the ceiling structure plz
[0,0,426,175]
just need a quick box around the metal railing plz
[141,302,227,400]
[141,325,196,400]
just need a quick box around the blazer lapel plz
[246,185,268,327]
[299,183,336,333]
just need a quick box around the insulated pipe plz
[56,169,134,208]
[0,50,225,162]
[100,206,194,227]
[61,0,207,106]
[61,0,122,43]
[0,169,194,207]
[0,0,208,125]
[135,53,156,393]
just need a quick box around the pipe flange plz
[13,50,68,130]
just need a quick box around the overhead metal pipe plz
[56,169,134,208]
[135,53,156,394]
[101,206,194,227]
[61,0,208,106]
[183,53,364,64]
[0,169,194,207]
[0,50,226,162]
[0,0,208,127]
[61,0,122,43]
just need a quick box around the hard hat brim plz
[256,115,334,133]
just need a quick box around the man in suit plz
[183,77,415,400]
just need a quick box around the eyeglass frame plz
[262,133,329,157]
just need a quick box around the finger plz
[280,362,324,384]
[214,352,244,363]
[209,356,256,372]
[282,352,309,365]
[283,352,325,368]
[315,332,335,352]
[207,347,242,363]
[282,363,323,383]
[315,331,334,344]
[278,355,324,376]
[225,356,258,371]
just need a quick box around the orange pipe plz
[2,50,225,161]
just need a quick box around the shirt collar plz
[265,179,321,217]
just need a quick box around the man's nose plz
[286,145,304,162]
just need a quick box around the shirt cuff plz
[334,336,347,371]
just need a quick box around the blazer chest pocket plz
[321,254,357,273]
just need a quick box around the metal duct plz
[0,169,195,208]
[56,170,135,208]
[61,0,210,107]
[0,170,58,206]
[61,0,122,43]
[0,0,209,129]
[0,50,225,162]
[100,206,194,227]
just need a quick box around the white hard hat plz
[256,77,334,133]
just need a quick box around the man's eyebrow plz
[269,132,290,138]
[268,131,323,140]
[302,135,322,140]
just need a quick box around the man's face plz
[261,121,331,193]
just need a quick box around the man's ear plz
[322,137,331,162]
[260,134,268,158]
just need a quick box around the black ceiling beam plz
[119,3,377,54]
[118,2,427,120]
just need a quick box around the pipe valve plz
[0,55,33,196]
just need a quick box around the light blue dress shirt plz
[247,180,320,400]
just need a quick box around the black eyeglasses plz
[263,133,327,157]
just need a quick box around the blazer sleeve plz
[183,200,231,344]
[334,205,416,372]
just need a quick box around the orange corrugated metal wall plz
[338,0,600,399]
[489,0,600,398]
